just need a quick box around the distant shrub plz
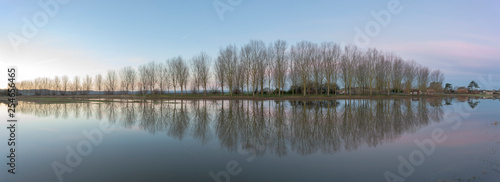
[232,89,241,95]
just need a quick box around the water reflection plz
[17,98,452,156]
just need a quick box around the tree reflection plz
[468,99,480,109]
[192,100,212,144]
[15,98,452,156]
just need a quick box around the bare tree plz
[265,44,274,95]
[94,74,103,95]
[16,80,27,95]
[271,40,288,96]
[218,44,238,96]
[168,57,179,95]
[242,40,267,96]
[33,77,41,95]
[214,54,225,95]
[180,61,189,94]
[321,42,338,96]
[192,52,211,96]
[354,53,369,94]
[161,61,170,94]
[391,55,405,93]
[383,53,393,96]
[120,66,136,94]
[44,77,50,95]
[311,44,323,95]
[236,59,246,94]
[61,75,69,95]
[292,41,315,96]
[167,57,177,94]
[289,53,299,95]
[138,64,149,94]
[73,76,80,95]
[83,75,93,95]
[17,81,26,95]
[158,63,167,94]
[257,46,269,96]
[105,70,118,94]
[147,62,158,94]
[46,77,54,95]
[417,66,430,92]
[375,53,387,94]
[174,57,189,95]
[365,48,379,95]
[403,60,417,92]
[429,69,445,91]
[35,77,46,95]
[120,67,128,94]
[129,67,137,94]
[341,45,358,96]
[240,43,252,95]
[53,76,60,95]
[191,60,201,94]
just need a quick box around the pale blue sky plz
[1,0,499,89]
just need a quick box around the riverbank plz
[2,93,497,104]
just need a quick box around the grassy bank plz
[0,93,489,104]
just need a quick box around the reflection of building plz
[456,96,468,102]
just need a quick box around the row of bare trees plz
[16,40,444,96]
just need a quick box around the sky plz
[0,0,499,89]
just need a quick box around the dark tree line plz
[16,40,444,96]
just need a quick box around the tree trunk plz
[252,81,255,97]
[315,82,318,95]
[278,81,281,97]
[387,83,390,96]
[260,81,264,96]
[370,82,373,96]
[349,82,352,96]
[303,82,306,96]
[327,79,330,96]
[268,80,271,96]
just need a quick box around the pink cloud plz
[396,120,499,148]
[376,40,500,68]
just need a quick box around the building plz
[426,88,436,95]
[456,87,468,94]
[410,89,420,95]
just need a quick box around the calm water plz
[1,98,500,182]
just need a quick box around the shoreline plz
[2,94,497,103]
